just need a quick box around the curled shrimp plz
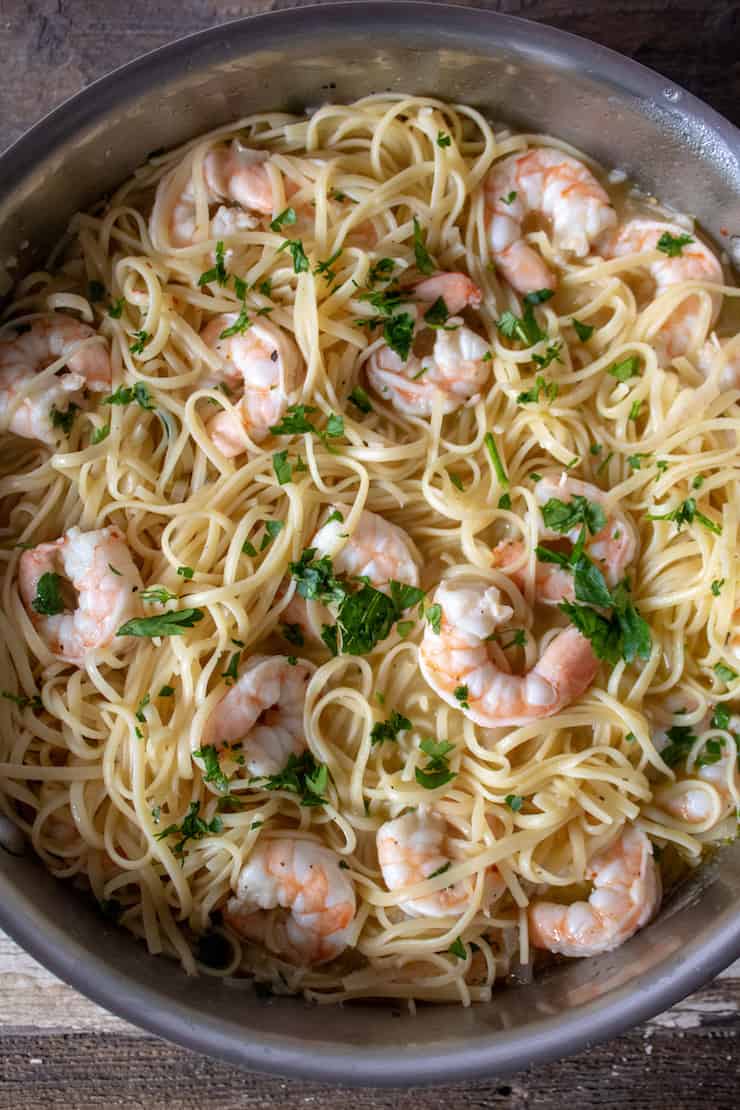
[18,526,142,665]
[153,141,277,248]
[365,271,490,416]
[484,148,617,294]
[601,219,724,359]
[528,825,661,957]
[696,335,740,390]
[224,837,356,965]
[419,579,598,726]
[0,315,111,444]
[199,654,314,777]
[282,508,420,643]
[200,318,304,455]
[376,809,505,918]
[653,710,740,830]
[492,473,637,603]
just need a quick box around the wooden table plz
[0,1,738,1106]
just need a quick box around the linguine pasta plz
[0,94,739,1006]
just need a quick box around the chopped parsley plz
[270,207,297,233]
[31,572,64,616]
[104,382,154,410]
[154,801,223,855]
[272,450,292,485]
[497,304,546,347]
[370,709,412,745]
[129,330,149,356]
[269,403,344,451]
[198,240,228,286]
[572,318,594,342]
[278,238,310,274]
[660,722,698,768]
[448,937,467,959]
[559,578,651,664]
[505,794,524,812]
[177,566,194,579]
[280,623,304,648]
[314,249,342,283]
[158,685,175,697]
[454,684,470,710]
[436,131,452,148]
[1,690,42,710]
[91,423,110,445]
[629,399,643,422]
[517,375,558,405]
[383,312,415,362]
[532,342,563,371]
[193,744,230,791]
[289,548,347,605]
[412,217,434,275]
[259,751,329,807]
[608,355,640,382]
[657,231,694,257]
[140,585,177,604]
[348,386,373,414]
[692,474,705,490]
[711,578,725,597]
[423,296,454,329]
[628,453,650,470]
[500,191,517,205]
[116,609,204,637]
[484,432,509,488]
[714,662,738,684]
[498,493,512,510]
[368,258,396,284]
[541,495,606,537]
[221,650,241,684]
[647,497,721,535]
[425,604,442,634]
[50,404,79,435]
[219,307,250,339]
[108,297,125,318]
[415,738,456,790]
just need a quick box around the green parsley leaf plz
[177,566,194,580]
[436,131,452,148]
[448,937,467,959]
[657,231,694,257]
[104,382,154,410]
[629,399,643,422]
[714,662,738,684]
[559,600,622,664]
[661,722,698,768]
[505,794,524,812]
[711,578,725,597]
[572,318,594,342]
[500,191,517,205]
[91,423,110,445]
[278,239,310,274]
[484,432,509,488]
[270,207,297,233]
[497,306,546,347]
[219,307,250,339]
[426,604,442,634]
[415,737,456,790]
[31,572,64,616]
[349,386,373,414]
[647,497,721,535]
[711,704,731,730]
[692,474,705,490]
[336,584,397,655]
[1,690,42,710]
[140,585,177,604]
[108,297,125,318]
[523,289,554,306]
[273,450,292,485]
[498,492,512,510]
[608,356,640,382]
[158,686,175,697]
[221,650,241,684]
[370,709,412,745]
[154,801,223,855]
[193,744,230,791]
[389,581,425,612]
[454,684,470,710]
[259,751,329,807]
[135,693,150,722]
[258,279,272,297]
[628,453,650,470]
[368,258,396,284]
[314,248,342,283]
[290,548,348,605]
[233,275,248,301]
[383,312,415,362]
[198,240,228,286]
[116,609,204,637]
[517,375,558,405]
[541,495,606,536]
[423,297,456,330]
[50,404,79,435]
[129,330,150,356]
[320,623,339,656]
[532,342,563,371]
[450,472,465,492]
[412,217,434,275]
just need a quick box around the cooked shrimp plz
[18,526,142,665]
[377,809,505,918]
[201,318,303,455]
[155,141,276,247]
[200,654,314,777]
[653,711,740,828]
[484,148,617,294]
[0,315,111,444]
[601,219,724,359]
[366,271,490,416]
[528,825,661,957]
[492,474,637,603]
[224,838,356,965]
[283,508,420,644]
[419,579,598,726]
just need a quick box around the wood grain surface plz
[0,1,739,1106]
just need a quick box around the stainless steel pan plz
[0,2,739,1085]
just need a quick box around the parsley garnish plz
[32,572,64,616]
[193,744,230,791]
[608,356,640,382]
[517,375,558,405]
[505,794,524,812]
[436,131,452,148]
[91,423,110,445]
[289,548,347,605]
[129,330,149,355]
[270,208,297,233]
[450,473,465,492]
[158,686,175,697]
[572,318,594,342]
[647,498,721,535]
[498,493,512,510]
[221,650,241,684]
[484,432,508,488]
[368,258,396,285]
[412,217,434,275]
[219,308,250,339]
[140,585,177,603]
[541,495,606,537]
[273,450,292,485]
[116,609,204,637]
[278,239,310,274]
[629,400,643,422]
[657,232,694,257]
[259,751,329,807]
[370,709,412,745]
[559,578,651,664]
[50,404,79,435]
[1,690,42,710]
[269,403,344,450]
[714,662,738,684]
[108,297,125,318]
[348,386,373,414]
[177,566,194,580]
[448,937,467,959]
[660,722,698,768]
[198,240,228,286]
[104,382,154,410]
[415,738,456,790]
[423,297,453,329]
[426,604,442,634]
[314,249,342,283]
[383,312,415,362]
[497,304,546,347]
[155,801,223,855]
[500,191,517,205]
[532,342,563,371]
[454,684,470,710]
[711,578,725,597]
